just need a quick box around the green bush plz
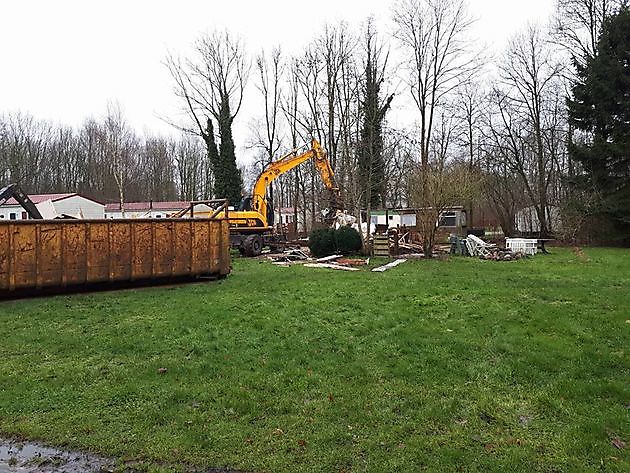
[309,226,362,257]
[308,228,336,257]
[335,226,362,255]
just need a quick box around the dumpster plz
[0,205,230,297]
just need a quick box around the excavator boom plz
[0,184,43,219]
[249,139,341,224]
[176,139,342,256]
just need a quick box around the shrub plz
[308,228,336,257]
[335,226,362,255]
[308,226,362,257]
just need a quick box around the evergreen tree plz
[568,8,630,237]
[204,118,219,197]
[215,97,243,206]
[357,25,393,209]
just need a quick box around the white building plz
[0,193,105,220]
[272,207,307,233]
[369,207,467,230]
[515,205,561,234]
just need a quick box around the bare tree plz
[553,0,627,66]
[174,135,206,200]
[497,26,565,236]
[408,115,478,256]
[318,23,354,169]
[453,81,485,227]
[552,0,627,186]
[253,48,283,163]
[104,102,136,217]
[384,130,414,208]
[251,47,284,223]
[357,19,394,244]
[141,137,177,201]
[0,112,51,191]
[281,58,305,232]
[393,0,477,183]
[165,30,249,203]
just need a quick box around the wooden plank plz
[372,259,407,272]
[315,254,343,262]
[304,263,360,271]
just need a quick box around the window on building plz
[22,212,27,220]
[439,211,456,227]
[9,213,17,220]
[155,215,162,218]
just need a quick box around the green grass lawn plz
[0,248,628,472]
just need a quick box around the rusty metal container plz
[0,215,230,297]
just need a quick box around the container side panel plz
[173,222,192,276]
[220,221,231,275]
[0,225,10,290]
[111,223,132,281]
[191,221,209,274]
[132,223,153,279]
[39,224,62,286]
[1,218,230,295]
[209,223,219,273]
[153,222,173,277]
[13,225,37,289]
[64,223,88,286]
[88,223,109,282]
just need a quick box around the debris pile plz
[397,230,423,253]
[464,234,529,261]
[304,262,360,271]
[376,228,449,258]
[267,249,371,271]
[305,254,370,271]
[269,248,310,265]
[478,248,528,261]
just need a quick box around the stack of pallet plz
[372,234,390,257]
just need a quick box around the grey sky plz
[0,0,555,163]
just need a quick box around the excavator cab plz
[238,196,252,211]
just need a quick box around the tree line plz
[1,0,628,244]
[0,105,213,206]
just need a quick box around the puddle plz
[0,438,115,472]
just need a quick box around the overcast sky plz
[0,0,556,163]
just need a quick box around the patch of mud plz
[0,437,248,473]
[0,438,115,473]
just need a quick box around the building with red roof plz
[0,193,105,220]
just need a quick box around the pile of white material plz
[333,210,357,229]
[35,199,84,219]
[465,234,496,257]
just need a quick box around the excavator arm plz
[0,184,43,219]
[250,139,341,224]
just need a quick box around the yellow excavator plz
[178,139,342,256]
